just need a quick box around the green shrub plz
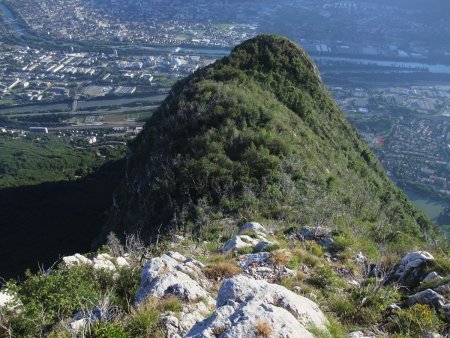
[112,267,141,311]
[11,266,100,335]
[308,317,346,338]
[126,297,182,337]
[328,293,355,320]
[93,322,132,338]
[237,246,254,255]
[388,304,445,337]
[280,272,308,292]
[327,282,399,326]
[307,264,342,289]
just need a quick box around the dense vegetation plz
[0,133,124,188]
[110,34,439,253]
[0,133,126,278]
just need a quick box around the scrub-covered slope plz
[109,34,435,252]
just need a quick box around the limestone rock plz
[391,251,434,286]
[220,222,278,255]
[177,302,212,334]
[253,239,276,252]
[161,314,181,338]
[68,318,89,333]
[435,283,450,296]
[0,289,21,313]
[92,253,116,271]
[136,252,215,337]
[220,235,259,254]
[407,289,446,310]
[136,252,213,306]
[387,303,401,312]
[237,252,295,282]
[422,271,443,284]
[62,253,130,271]
[422,333,445,338]
[141,270,211,304]
[62,253,92,267]
[348,331,376,338]
[298,226,334,248]
[238,252,271,270]
[68,308,104,334]
[238,222,268,236]
[186,275,327,338]
[0,291,15,308]
[115,256,130,268]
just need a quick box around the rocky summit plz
[1,35,450,337]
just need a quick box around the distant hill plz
[105,34,438,252]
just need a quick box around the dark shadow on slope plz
[0,158,125,281]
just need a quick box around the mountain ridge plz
[105,34,437,251]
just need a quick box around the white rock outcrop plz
[421,271,443,284]
[238,222,269,237]
[62,253,92,267]
[220,222,277,254]
[0,290,16,309]
[348,331,376,338]
[237,252,295,282]
[92,253,117,271]
[186,275,328,338]
[298,226,334,248]
[0,289,21,313]
[136,252,215,337]
[115,256,130,268]
[407,289,447,310]
[220,235,260,254]
[62,253,130,271]
[391,251,434,285]
[68,318,89,334]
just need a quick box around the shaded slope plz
[107,35,436,250]
[0,159,125,280]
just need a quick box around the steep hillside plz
[108,34,436,253]
[2,35,450,338]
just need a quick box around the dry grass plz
[126,296,182,337]
[255,320,273,337]
[212,325,229,336]
[291,247,320,267]
[203,262,242,280]
[269,249,292,267]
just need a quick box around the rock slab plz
[186,275,328,338]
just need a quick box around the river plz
[2,2,450,74]
[316,56,450,74]
[406,189,448,223]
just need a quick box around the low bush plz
[387,304,445,337]
[125,296,182,337]
[269,249,292,267]
[328,283,400,326]
[307,264,341,289]
[93,322,131,338]
[203,262,242,280]
[255,320,273,337]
